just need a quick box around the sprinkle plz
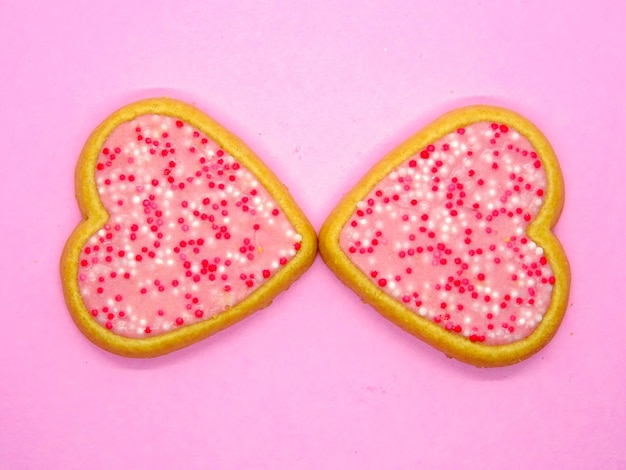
[340,121,553,345]
[78,115,302,338]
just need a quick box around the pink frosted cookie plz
[320,105,570,367]
[61,98,316,357]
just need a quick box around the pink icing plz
[78,114,302,338]
[340,122,555,345]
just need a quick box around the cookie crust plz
[319,105,570,367]
[61,98,317,357]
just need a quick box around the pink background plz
[1,0,625,468]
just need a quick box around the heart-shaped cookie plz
[320,105,570,367]
[61,98,316,357]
